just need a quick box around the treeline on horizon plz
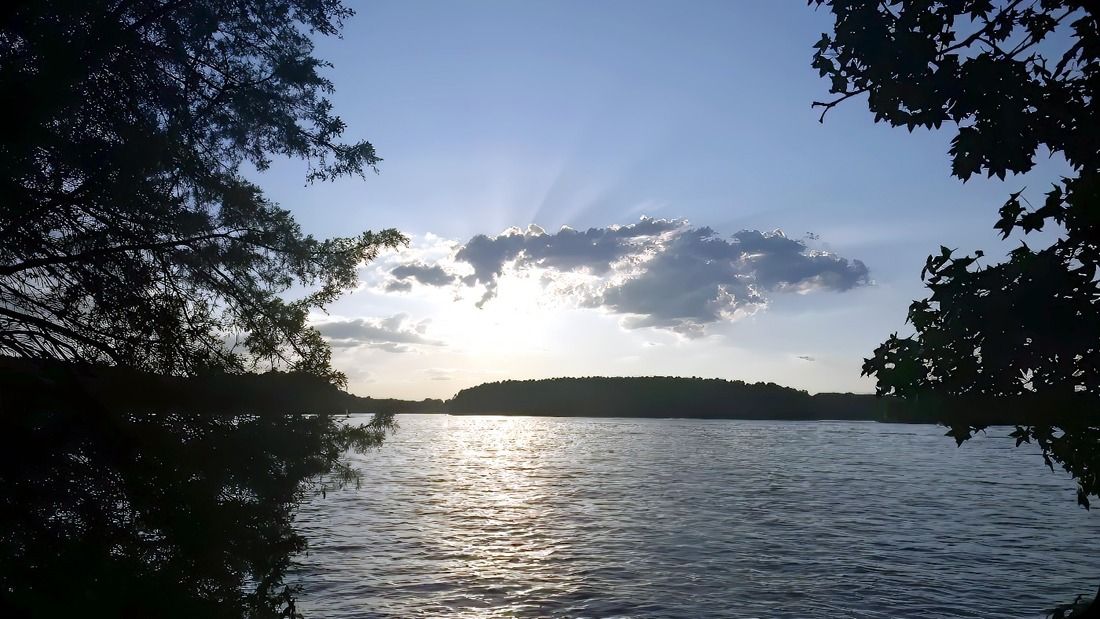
[446,376,889,420]
[0,357,443,416]
[6,359,1093,426]
[445,377,1097,425]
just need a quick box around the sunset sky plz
[253,0,1069,400]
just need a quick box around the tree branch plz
[811,88,869,123]
[0,230,260,276]
[939,0,1026,56]
[0,306,122,363]
[124,0,194,35]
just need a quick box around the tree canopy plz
[1,1,401,616]
[810,0,1100,509]
[447,376,945,422]
[1,360,394,619]
[1,0,404,386]
[448,377,820,418]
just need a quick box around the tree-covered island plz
[444,376,1089,425]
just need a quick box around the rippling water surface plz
[291,415,1100,618]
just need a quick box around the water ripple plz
[291,416,1100,618]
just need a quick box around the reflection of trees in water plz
[0,365,390,618]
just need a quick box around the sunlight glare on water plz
[291,415,1100,618]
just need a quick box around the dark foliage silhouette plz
[810,0,1099,510]
[448,376,900,421]
[810,1,1099,614]
[1,360,395,619]
[0,357,442,417]
[446,376,1069,424]
[450,377,815,418]
[1,1,403,616]
[1,0,404,383]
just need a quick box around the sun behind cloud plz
[374,216,870,337]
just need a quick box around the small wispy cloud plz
[313,314,441,353]
[421,367,458,381]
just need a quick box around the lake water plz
[291,415,1100,618]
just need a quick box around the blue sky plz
[255,0,1069,399]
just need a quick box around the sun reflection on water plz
[419,416,578,617]
[293,415,1100,619]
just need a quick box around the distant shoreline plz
[5,361,1084,426]
[442,376,918,422]
[439,377,1095,426]
[389,411,912,423]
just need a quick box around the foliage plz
[0,357,442,416]
[0,0,405,386]
[810,0,1100,509]
[0,361,393,618]
[447,376,902,420]
[0,1,404,615]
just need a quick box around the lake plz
[290,415,1100,618]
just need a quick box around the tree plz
[1,1,402,615]
[810,0,1099,510]
[0,360,394,619]
[1,0,405,385]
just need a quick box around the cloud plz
[313,314,440,353]
[375,217,870,336]
[455,219,682,307]
[590,226,868,335]
[389,262,456,288]
[421,368,457,381]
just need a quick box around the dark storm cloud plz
[388,217,870,335]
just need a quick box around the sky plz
[254,0,1070,400]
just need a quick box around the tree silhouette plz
[1,360,395,619]
[1,1,400,616]
[446,376,918,421]
[811,0,1099,511]
[1,0,404,385]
